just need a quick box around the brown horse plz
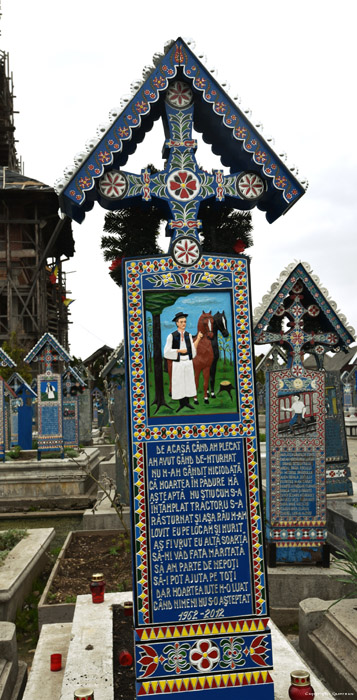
[193,311,214,404]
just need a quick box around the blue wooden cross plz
[96,80,266,265]
[254,280,340,375]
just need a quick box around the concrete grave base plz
[25,593,334,700]
[0,448,102,511]
[0,622,27,700]
[326,487,357,553]
[268,560,356,627]
[299,597,357,697]
[0,528,55,622]
[21,622,72,700]
[82,492,130,531]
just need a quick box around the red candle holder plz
[124,601,133,617]
[289,670,315,699]
[50,653,62,671]
[119,649,133,666]
[73,687,94,700]
[90,573,105,603]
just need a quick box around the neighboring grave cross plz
[24,333,72,374]
[37,344,60,375]
[97,81,265,265]
[0,347,16,371]
[254,280,339,375]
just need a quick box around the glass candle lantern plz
[90,573,105,603]
[119,649,133,666]
[289,670,315,699]
[124,601,133,617]
[50,653,62,671]
[74,687,94,700]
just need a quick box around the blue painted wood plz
[59,38,304,229]
[265,369,327,564]
[123,254,274,698]
[37,373,64,458]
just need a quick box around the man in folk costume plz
[164,312,203,412]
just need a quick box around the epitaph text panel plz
[266,369,327,552]
[37,373,63,451]
[147,438,253,622]
[124,255,273,698]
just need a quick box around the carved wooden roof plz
[56,38,305,226]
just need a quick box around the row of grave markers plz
[0,333,87,460]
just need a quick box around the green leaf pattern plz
[170,199,197,223]
[127,173,144,197]
[151,173,167,198]
[170,149,196,172]
[199,172,215,198]
[168,111,193,141]
[146,272,230,288]
[224,176,238,197]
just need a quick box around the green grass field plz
[147,358,238,418]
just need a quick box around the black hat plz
[172,312,188,323]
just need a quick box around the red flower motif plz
[215,101,227,113]
[249,635,268,666]
[78,177,91,189]
[169,171,197,199]
[98,151,110,163]
[235,126,247,139]
[135,101,147,113]
[189,640,220,672]
[153,76,166,88]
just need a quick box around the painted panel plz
[123,254,273,699]
[266,369,327,563]
[37,373,63,453]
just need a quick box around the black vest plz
[171,331,193,361]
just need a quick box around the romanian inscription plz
[147,438,253,623]
[279,453,316,518]
[40,404,60,435]
[63,401,77,445]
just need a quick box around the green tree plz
[102,205,164,287]
[218,333,232,366]
[1,332,32,384]
[199,202,253,255]
[145,291,190,412]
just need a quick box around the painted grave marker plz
[91,387,105,428]
[8,373,37,450]
[55,36,310,700]
[24,333,72,458]
[62,366,86,448]
[254,262,355,562]
[325,370,350,494]
[265,368,327,564]
[124,255,274,699]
